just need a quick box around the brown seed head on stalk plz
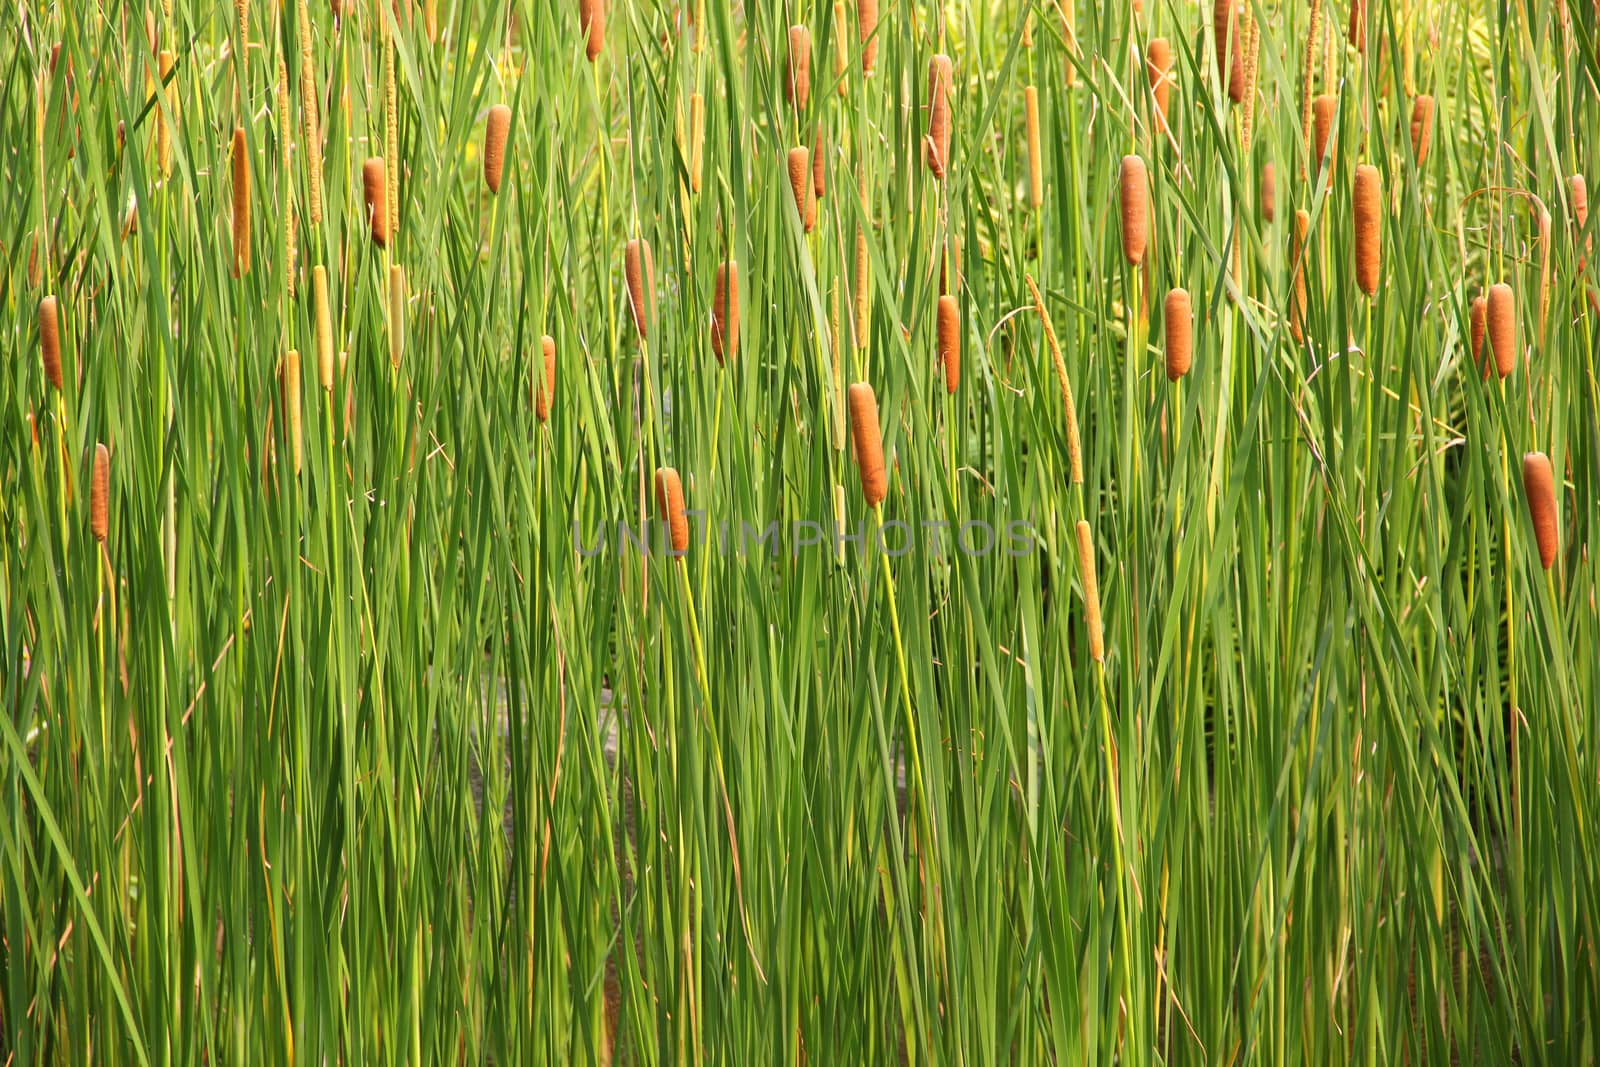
[1147,37,1174,131]
[713,260,739,363]
[813,126,827,199]
[1164,288,1193,380]
[1409,95,1434,167]
[833,2,849,93]
[1312,94,1337,174]
[580,0,605,61]
[156,50,176,177]
[314,265,335,391]
[363,157,388,247]
[1487,282,1517,378]
[654,467,690,555]
[1074,519,1104,662]
[281,349,303,475]
[39,295,63,390]
[1521,451,1559,570]
[1572,174,1590,270]
[1025,85,1043,208]
[1353,164,1382,297]
[787,147,814,232]
[690,92,705,193]
[484,104,511,194]
[937,295,960,394]
[1119,155,1150,266]
[231,126,251,278]
[927,53,953,179]
[847,382,887,506]
[1468,294,1488,371]
[91,443,110,543]
[1290,209,1311,343]
[1262,161,1277,222]
[1348,0,1367,53]
[858,0,879,74]
[625,238,655,340]
[787,25,812,112]
[1062,0,1078,87]
[535,335,557,421]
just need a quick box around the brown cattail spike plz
[484,104,511,194]
[788,147,814,232]
[858,0,879,74]
[927,54,953,179]
[1312,95,1337,174]
[1025,86,1043,207]
[231,126,251,277]
[535,335,557,421]
[363,157,388,247]
[314,265,335,391]
[1353,164,1382,297]
[1075,519,1104,662]
[1290,210,1311,343]
[689,92,705,193]
[937,295,960,394]
[282,349,303,475]
[1521,452,1559,569]
[581,0,605,61]
[1164,288,1193,380]
[654,467,690,554]
[1119,155,1150,266]
[847,382,887,506]
[1470,295,1488,374]
[91,444,109,543]
[1262,161,1277,222]
[1410,95,1434,167]
[787,25,812,112]
[1348,0,1367,53]
[833,2,849,93]
[1147,38,1174,132]
[1487,283,1516,378]
[40,296,63,390]
[813,127,827,199]
[712,261,739,363]
[625,238,655,341]
[1572,174,1590,270]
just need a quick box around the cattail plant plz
[833,2,849,93]
[690,92,705,193]
[39,295,62,390]
[1215,0,1244,103]
[297,0,321,220]
[1164,288,1193,380]
[1538,207,1553,345]
[1062,0,1078,87]
[1348,0,1367,53]
[1487,282,1516,378]
[314,265,335,391]
[788,147,816,232]
[363,157,389,247]
[940,236,962,295]
[937,295,960,393]
[1119,155,1150,266]
[813,126,827,199]
[534,335,556,422]
[1147,38,1174,132]
[713,260,739,362]
[855,220,871,348]
[1572,174,1589,269]
[654,467,690,554]
[847,382,887,506]
[1262,161,1276,222]
[581,0,605,61]
[1290,209,1310,342]
[1409,95,1434,166]
[484,104,511,194]
[858,0,879,74]
[1026,274,1084,483]
[156,50,175,177]
[625,238,655,340]
[1521,451,1559,569]
[1312,94,1337,174]
[231,126,251,277]
[281,349,303,475]
[787,25,812,112]
[388,265,406,368]
[927,54,953,179]
[1025,86,1043,207]
[1074,519,1104,662]
[1353,165,1382,297]
[91,443,109,543]
[1469,294,1488,371]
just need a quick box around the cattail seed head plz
[927,54,953,179]
[156,50,175,176]
[1470,295,1488,372]
[580,0,605,61]
[314,265,335,391]
[1487,282,1517,378]
[1164,288,1193,380]
[689,92,705,193]
[91,443,109,543]
[1353,164,1382,297]
[787,147,815,232]
[1147,37,1174,131]
[1348,0,1367,53]
[847,382,887,506]
[535,335,556,421]
[713,260,739,363]
[1074,519,1104,662]
[1572,174,1590,270]
[1409,95,1434,167]
[787,25,812,112]
[812,126,827,199]
[858,0,879,74]
[1262,161,1277,222]
[1312,94,1337,173]
[362,157,388,247]
[231,126,251,277]
[1119,155,1150,266]
[855,223,871,347]
[937,295,960,394]
[39,295,63,391]
[654,467,690,554]
[625,238,655,340]
[484,104,511,194]
[1521,451,1559,569]
[1062,0,1078,87]
[1025,85,1043,208]
[281,349,303,475]
[833,2,849,93]
[1290,209,1311,343]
